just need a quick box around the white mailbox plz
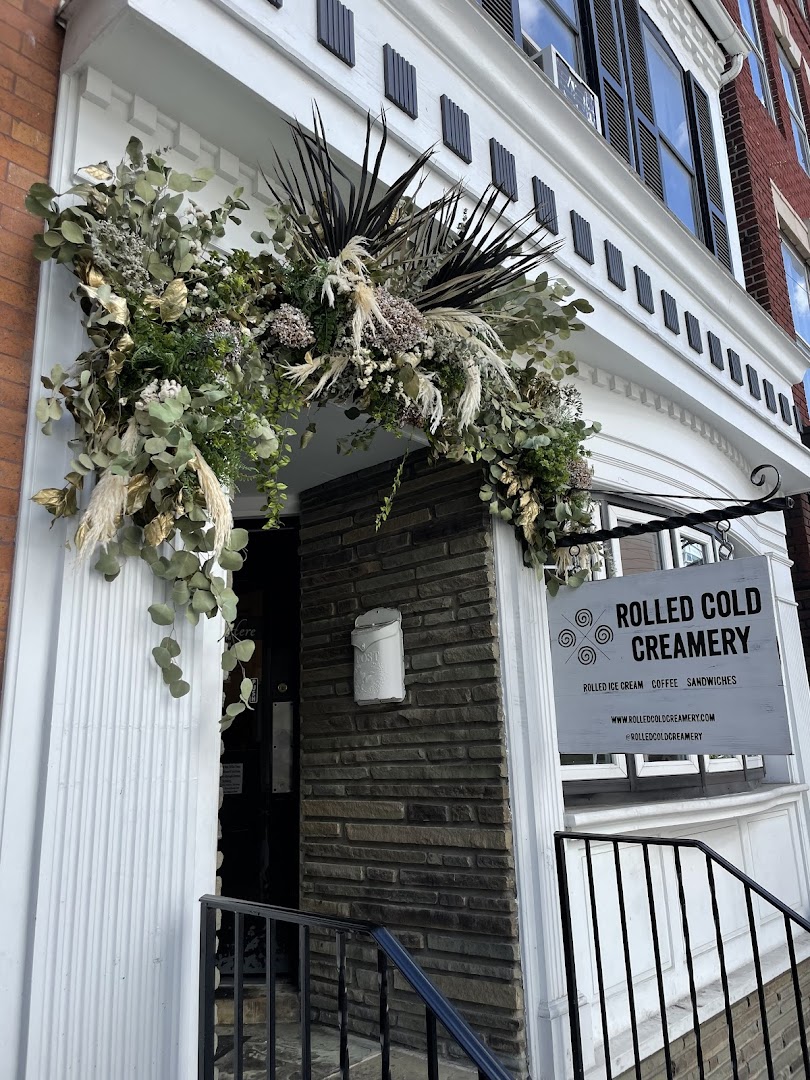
[351,608,405,704]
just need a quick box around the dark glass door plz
[218,521,300,977]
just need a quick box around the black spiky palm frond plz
[413,188,562,313]
[267,107,436,259]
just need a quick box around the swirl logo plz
[556,606,614,665]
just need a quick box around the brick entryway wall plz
[0,0,62,675]
[298,451,527,1074]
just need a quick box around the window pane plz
[660,144,697,234]
[520,0,579,70]
[780,52,801,112]
[748,54,768,107]
[617,527,663,574]
[680,538,709,566]
[738,0,759,43]
[792,117,810,172]
[560,754,614,765]
[644,31,693,161]
[782,240,810,343]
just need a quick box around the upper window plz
[782,236,810,345]
[519,0,582,74]
[778,47,810,173]
[479,0,733,270]
[737,0,774,114]
[642,24,698,235]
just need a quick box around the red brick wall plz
[0,0,62,668]
[719,0,810,332]
[717,0,810,632]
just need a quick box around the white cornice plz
[61,0,810,393]
[576,360,752,475]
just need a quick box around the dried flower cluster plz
[270,304,316,349]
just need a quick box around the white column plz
[493,521,574,1080]
[763,547,810,896]
[0,71,223,1080]
[24,557,222,1080]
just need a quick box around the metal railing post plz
[554,833,585,1080]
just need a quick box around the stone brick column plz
[298,450,527,1073]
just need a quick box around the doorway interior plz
[217,520,301,979]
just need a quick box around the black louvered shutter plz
[618,0,663,199]
[480,0,522,42]
[685,73,732,271]
[582,0,634,166]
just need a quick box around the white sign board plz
[549,556,791,755]
[221,762,244,795]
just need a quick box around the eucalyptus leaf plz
[170,680,191,698]
[148,603,175,626]
[234,639,255,662]
[218,549,244,572]
[152,646,172,668]
[228,528,249,551]
[171,550,200,578]
[191,589,217,613]
[162,663,183,685]
[60,220,85,244]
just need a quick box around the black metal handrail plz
[199,895,514,1080]
[555,830,810,1080]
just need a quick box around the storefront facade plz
[3,1,810,1078]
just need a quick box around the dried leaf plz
[74,519,89,551]
[126,473,151,515]
[80,162,114,182]
[32,487,66,514]
[104,293,129,325]
[160,278,188,323]
[144,511,173,547]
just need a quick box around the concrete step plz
[216,982,300,1026]
[214,1022,477,1080]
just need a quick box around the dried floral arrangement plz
[27,113,599,717]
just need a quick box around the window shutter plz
[480,0,521,42]
[582,0,634,165]
[685,74,732,272]
[617,0,663,199]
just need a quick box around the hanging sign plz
[549,556,791,755]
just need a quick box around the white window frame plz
[559,503,628,780]
[705,754,745,772]
[608,505,674,576]
[673,525,717,567]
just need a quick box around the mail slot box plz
[351,608,405,704]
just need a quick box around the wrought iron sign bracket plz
[556,464,794,549]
